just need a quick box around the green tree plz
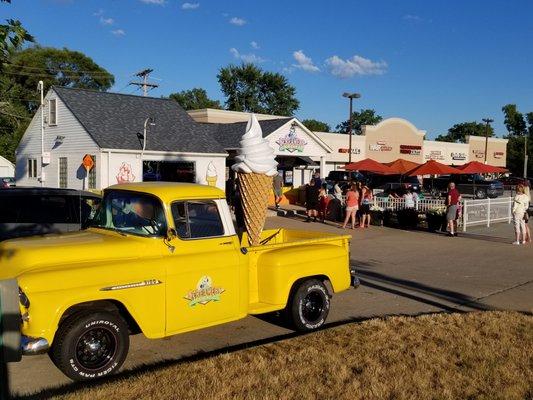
[169,88,221,110]
[335,109,382,134]
[0,19,34,70]
[302,119,331,132]
[501,104,532,176]
[434,121,493,143]
[217,63,299,116]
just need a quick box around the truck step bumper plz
[21,336,49,355]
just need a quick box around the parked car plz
[0,182,358,381]
[425,174,504,199]
[367,174,421,193]
[499,176,533,191]
[325,170,366,192]
[0,177,15,188]
[0,188,101,241]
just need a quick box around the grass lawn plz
[19,311,533,400]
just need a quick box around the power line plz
[5,62,115,76]
[129,68,158,96]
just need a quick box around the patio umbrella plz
[385,158,421,175]
[456,161,508,174]
[406,159,465,176]
[344,158,395,175]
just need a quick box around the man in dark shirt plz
[313,172,322,188]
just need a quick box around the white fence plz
[369,196,513,231]
[462,197,512,231]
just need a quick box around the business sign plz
[369,141,392,152]
[494,151,504,159]
[472,150,485,159]
[338,148,361,154]
[425,150,444,161]
[451,152,467,161]
[276,124,307,153]
[400,144,422,156]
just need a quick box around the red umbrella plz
[406,160,465,176]
[385,158,421,174]
[456,161,508,174]
[344,158,395,174]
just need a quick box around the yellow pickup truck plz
[0,182,357,381]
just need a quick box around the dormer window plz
[48,98,57,125]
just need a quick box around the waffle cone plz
[238,172,273,246]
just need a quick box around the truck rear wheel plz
[287,279,330,332]
[50,311,129,381]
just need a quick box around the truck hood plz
[0,228,151,279]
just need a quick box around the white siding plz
[15,89,100,189]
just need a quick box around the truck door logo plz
[184,276,225,307]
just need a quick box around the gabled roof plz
[52,87,227,154]
[207,118,293,149]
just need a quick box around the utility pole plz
[482,118,493,165]
[524,129,529,178]
[342,92,361,164]
[129,69,159,96]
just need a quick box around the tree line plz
[0,1,530,177]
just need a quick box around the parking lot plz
[8,215,532,397]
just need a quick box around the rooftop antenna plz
[129,69,159,96]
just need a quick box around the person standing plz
[333,181,343,203]
[446,182,461,237]
[318,184,330,223]
[512,184,529,245]
[272,173,283,209]
[360,184,373,228]
[313,171,322,189]
[305,178,319,222]
[523,179,531,243]
[342,183,359,229]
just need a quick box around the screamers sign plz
[276,124,307,153]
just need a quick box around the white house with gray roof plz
[15,87,229,191]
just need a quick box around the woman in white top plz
[512,184,529,245]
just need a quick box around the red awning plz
[406,160,466,176]
[456,161,508,174]
[384,158,421,174]
[344,158,395,174]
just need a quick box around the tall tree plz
[0,19,33,70]
[302,119,331,132]
[502,104,532,177]
[217,63,299,116]
[169,88,221,110]
[434,121,493,143]
[335,109,382,134]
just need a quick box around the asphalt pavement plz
[8,217,533,397]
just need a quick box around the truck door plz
[164,200,241,334]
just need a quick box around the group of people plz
[341,182,373,229]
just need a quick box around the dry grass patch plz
[26,311,533,400]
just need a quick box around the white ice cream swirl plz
[232,114,278,176]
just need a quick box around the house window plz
[48,98,57,125]
[88,155,96,189]
[28,158,38,178]
[59,157,67,188]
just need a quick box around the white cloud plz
[229,48,264,64]
[229,17,246,26]
[100,16,114,25]
[182,2,200,10]
[325,55,387,78]
[139,0,166,4]
[111,29,126,36]
[292,50,320,73]
[250,41,259,49]
[403,14,422,22]
[93,9,104,17]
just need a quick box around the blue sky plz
[3,0,533,138]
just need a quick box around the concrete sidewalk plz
[9,216,532,397]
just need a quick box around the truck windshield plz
[89,190,167,237]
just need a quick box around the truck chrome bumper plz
[21,336,49,355]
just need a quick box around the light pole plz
[524,129,529,178]
[343,92,361,163]
[482,118,493,164]
[38,80,45,187]
[141,117,156,159]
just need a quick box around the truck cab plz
[0,182,356,381]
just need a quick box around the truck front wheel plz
[288,279,330,332]
[50,311,129,381]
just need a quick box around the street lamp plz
[141,117,156,158]
[482,118,493,164]
[343,92,361,163]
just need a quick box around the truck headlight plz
[19,287,30,308]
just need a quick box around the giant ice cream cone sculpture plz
[232,114,278,246]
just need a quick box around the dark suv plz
[367,174,422,193]
[426,174,504,199]
[325,171,366,192]
[0,188,101,241]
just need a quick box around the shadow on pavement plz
[352,260,495,312]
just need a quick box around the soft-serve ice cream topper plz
[206,162,218,187]
[232,114,278,246]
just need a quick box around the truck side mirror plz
[166,228,177,241]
